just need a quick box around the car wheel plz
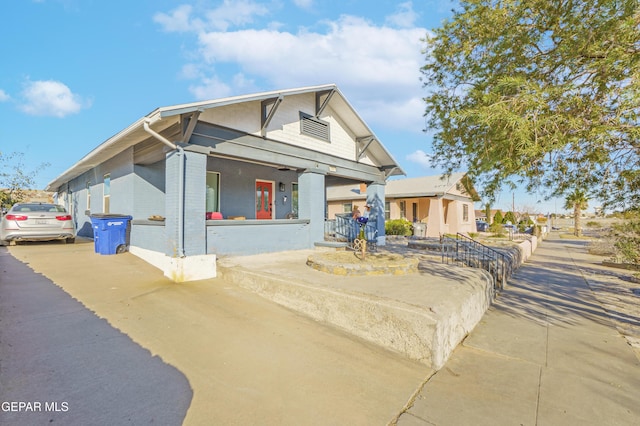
[66,237,75,244]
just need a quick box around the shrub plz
[489,221,505,236]
[385,219,412,236]
[611,218,640,267]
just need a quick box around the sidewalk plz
[396,233,640,425]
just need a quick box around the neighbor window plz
[206,172,220,212]
[385,201,390,220]
[291,183,299,216]
[463,204,469,222]
[86,181,91,211]
[400,201,406,219]
[103,173,110,213]
[343,203,352,213]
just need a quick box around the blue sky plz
[0,0,569,214]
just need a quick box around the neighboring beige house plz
[326,173,479,237]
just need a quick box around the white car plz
[0,203,75,245]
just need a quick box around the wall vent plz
[300,112,330,141]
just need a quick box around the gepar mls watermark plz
[1,401,69,412]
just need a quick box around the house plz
[45,84,404,282]
[326,173,479,237]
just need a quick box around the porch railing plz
[441,233,513,292]
[333,213,378,246]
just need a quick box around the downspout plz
[143,120,186,258]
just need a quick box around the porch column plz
[165,149,207,256]
[426,197,445,238]
[366,181,386,246]
[298,168,326,247]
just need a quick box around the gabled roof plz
[327,172,479,201]
[46,84,403,191]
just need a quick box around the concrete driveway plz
[2,240,429,425]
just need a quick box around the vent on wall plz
[300,112,330,141]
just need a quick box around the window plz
[291,183,299,216]
[463,204,469,222]
[399,201,406,219]
[206,172,220,212]
[300,112,330,141]
[343,203,352,213]
[385,201,390,220]
[86,181,91,211]
[103,173,110,213]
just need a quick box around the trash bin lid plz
[90,213,132,219]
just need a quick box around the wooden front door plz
[255,180,273,220]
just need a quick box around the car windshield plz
[11,204,67,213]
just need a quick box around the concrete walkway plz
[3,233,640,425]
[396,233,640,425]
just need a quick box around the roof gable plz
[46,84,404,191]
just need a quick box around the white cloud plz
[155,3,431,132]
[293,0,314,9]
[193,15,427,130]
[0,89,10,102]
[154,1,269,33]
[153,4,198,33]
[19,80,87,117]
[406,150,432,168]
[385,2,419,28]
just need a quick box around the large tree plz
[421,0,640,209]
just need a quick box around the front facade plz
[46,85,403,281]
[327,173,479,237]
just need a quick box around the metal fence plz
[441,233,513,292]
[332,213,378,247]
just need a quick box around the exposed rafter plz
[261,95,284,137]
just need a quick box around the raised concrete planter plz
[217,256,493,370]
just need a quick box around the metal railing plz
[441,233,513,292]
[333,213,378,248]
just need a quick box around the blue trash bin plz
[90,214,133,255]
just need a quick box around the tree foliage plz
[0,151,50,208]
[611,214,640,267]
[421,0,640,209]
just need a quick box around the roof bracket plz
[315,89,335,117]
[356,136,375,160]
[261,95,284,137]
[383,166,399,179]
[181,110,202,144]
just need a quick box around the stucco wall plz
[206,220,310,255]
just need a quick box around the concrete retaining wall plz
[217,262,493,370]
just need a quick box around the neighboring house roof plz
[327,172,479,202]
[46,84,404,191]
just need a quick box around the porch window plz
[206,172,220,212]
[103,173,110,213]
[300,112,330,141]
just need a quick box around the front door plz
[256,180,273,220]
